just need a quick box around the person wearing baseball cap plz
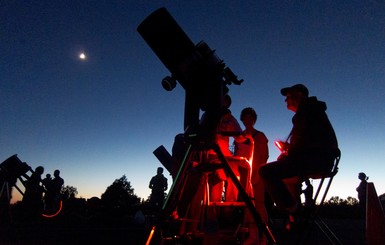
[259,83,339,216]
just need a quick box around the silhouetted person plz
[259,84,339,215]
[43,173,54,212]
[52,170,64,196]
[22,166,45,221]
[301,179,314,206]
[234,107,269,245]
[149,167,168,209]
[45,170,64,212]
[356,172,368,217]
[42,173,52,187]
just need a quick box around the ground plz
[0,217,366,245]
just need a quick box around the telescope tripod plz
[0,181,13,223]
[146,140,276,244]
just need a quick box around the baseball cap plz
[280,84,309,97]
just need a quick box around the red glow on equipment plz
[42,200,63,218]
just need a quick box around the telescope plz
[137,7,243,143]
[0,154,31,187]
[138,8,276,245]
[0,155,63,220]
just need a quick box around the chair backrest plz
[307,148,341,180]
[328,148,341,177]
[312,148,341,206]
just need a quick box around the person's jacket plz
[289,96,338,153]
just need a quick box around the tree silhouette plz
[61,185,78,200]
[326,196,344,205]
[101,175,140,215]
[345,196,359,206]
[325,196,359,206]
[321,196,360,218]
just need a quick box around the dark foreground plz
[0,222,146,245]
[0,218,365,245]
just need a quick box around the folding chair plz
[298,148,342,245]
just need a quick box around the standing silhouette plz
[234,107,269,245]
[356,172,368,217]
[234,107,269,222]
[149,167,168,209]
[42,174,52,187]
[22,166,44,221]
[51,170,64,197]
[301,179,314,206]
[44,170,64,212]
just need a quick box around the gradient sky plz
[2,1,384,204]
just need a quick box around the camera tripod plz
[147,137,276,244]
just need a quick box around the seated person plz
[259,84,339,213]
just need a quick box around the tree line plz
[8,175,385,224]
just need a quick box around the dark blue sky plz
[1,1,385,202]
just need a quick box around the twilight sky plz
[1,1,385,203]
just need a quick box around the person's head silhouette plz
[54,169,60,177]
[35,166,44,175]
[358,172,368,181]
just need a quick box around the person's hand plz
[243,133,253,141]
[241,131,254,140]
[277,153,288,161]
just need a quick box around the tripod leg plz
[212,143,276,244]
[0,182,12,224]
[0,182,6,197]
[146,144,201,244]
[162,144,195,215]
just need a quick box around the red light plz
[145,225,156,245]
[42,200,63,218]
[275,141,285,152]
